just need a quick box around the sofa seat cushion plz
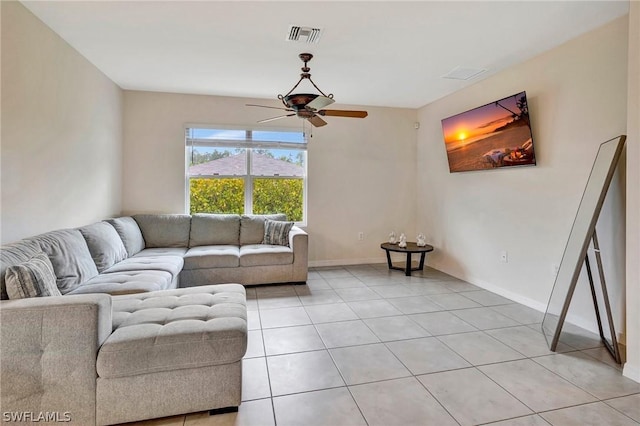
[183,246,240,270]
[97,284,247,379]
[67,270,174,296]
[133,247,188,258]
[239,244,294,267]
[102,256,184,277]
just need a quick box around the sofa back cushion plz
[240,214,287,245]
[31,229,99,294]
[134,214,191,248]
[78,222,128,273]
[0,240,44,300]
[106,217,145,257]
[189,214,240,247]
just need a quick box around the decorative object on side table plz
[388,231,397,244]
[417,233,427,247]
[398,233,407,248]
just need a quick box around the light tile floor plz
[124,265,640,426]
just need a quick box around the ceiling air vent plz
[442,66,486,81]
[287,25,322,44]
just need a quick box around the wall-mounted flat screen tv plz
[441,91,536,173]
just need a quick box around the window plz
[186,127,307,223]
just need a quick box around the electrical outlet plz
[500,251,508,263]
[358,232,364,241]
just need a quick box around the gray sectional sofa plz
[1,213,308,298]
[0,213,308,425]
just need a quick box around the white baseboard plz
[309,252,422,269]
[427,260,547,312]
[623,362,640,383]
[309,257,386,268]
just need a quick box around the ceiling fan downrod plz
[279,53,333,103]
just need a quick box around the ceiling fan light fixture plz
[306,95,335,111]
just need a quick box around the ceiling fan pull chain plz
[303,119,313,139]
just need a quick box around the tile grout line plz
[254,304,278,426]
[527,352,627,402]
[306,298,372,425]
[475,413,552,426]
[412,367,464,426]
[600,394,640,424]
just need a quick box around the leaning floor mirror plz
[542,135,626,363]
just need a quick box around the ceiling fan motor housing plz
[282,93,319,117]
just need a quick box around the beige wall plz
[624,1,640,383]
[122,91,417,264]
[1,1,123,244]
[417,17,629,347]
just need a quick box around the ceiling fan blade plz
[307,115,327,127]
[247,104,293,112]
[258,113,296,124]
[305,96,335,111]
[319,109,368,118]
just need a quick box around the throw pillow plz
[240,214,287,245]
[5,252,62,299]
[262,219,294,247]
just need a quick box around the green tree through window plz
[189,178,244,214]
[253,178,303,221]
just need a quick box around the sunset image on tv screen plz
[441,91,536,173]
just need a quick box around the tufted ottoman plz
[95,284,247,425]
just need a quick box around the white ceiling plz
[22,1,629,109]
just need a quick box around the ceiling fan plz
[247,53,368,127]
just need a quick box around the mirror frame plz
[542,135,626,352]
